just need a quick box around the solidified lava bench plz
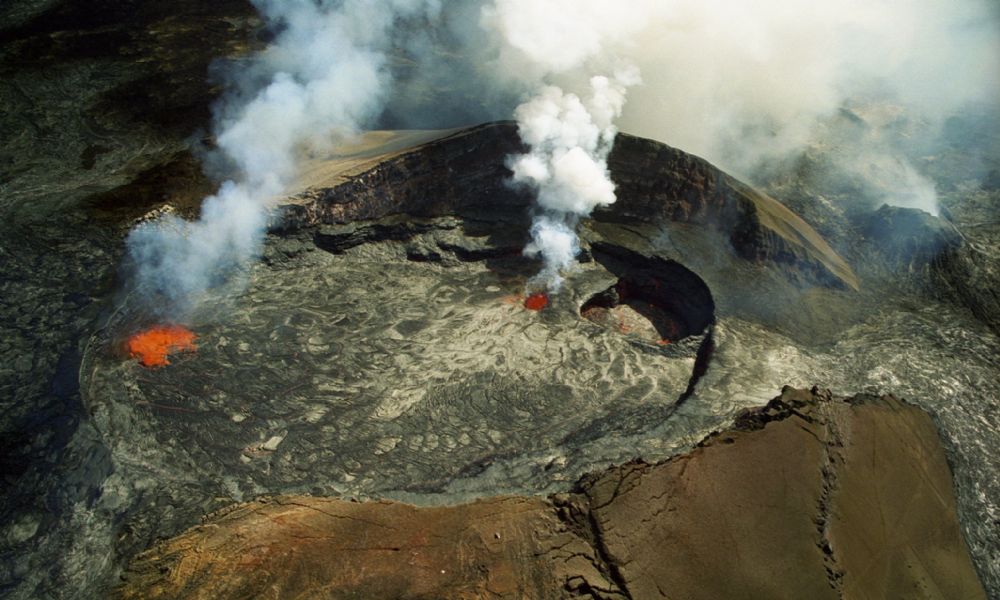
[85,216,720,517]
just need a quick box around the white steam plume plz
[511,74,639,289]
[126,0,439,318]
[124,0,999,311]
[607,0,1000,215]
[464,0,998,220]
[483,0,647,292]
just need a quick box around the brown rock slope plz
[280,122,858,291]
[118,387,983,599]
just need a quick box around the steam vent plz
[2,2,999,599]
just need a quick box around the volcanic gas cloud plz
[123,0,999,317]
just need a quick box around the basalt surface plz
[5,119,999,600]
[117,387,986,600]
[83,214,719,561]
[83,121,880,590]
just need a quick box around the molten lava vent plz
[127,325,197,367]
[524,292,549,311]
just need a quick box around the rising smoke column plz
[472,0,998,228]
[608,0,1000,216]
[510,73,638,290]
[483,0,648,292]
[124,0,999,312]
[126,0,439,319]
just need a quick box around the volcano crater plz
[82,217,726,560]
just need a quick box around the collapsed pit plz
[583,244,716,345]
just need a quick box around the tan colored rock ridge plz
[118,388,984,599]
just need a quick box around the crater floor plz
[73,218,1000,599]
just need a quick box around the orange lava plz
[524,292,549,311]
[127,325,197,368]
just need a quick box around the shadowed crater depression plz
[581,244,715,348]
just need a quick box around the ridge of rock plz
[279,122,859,291]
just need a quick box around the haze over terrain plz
[126,0,1000,312]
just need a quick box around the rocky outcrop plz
[846,202,1000,337]
[861,205,962,271]
[279,122,859,291]
[933,195,1000,336]
[117,387,984,599]
[606,133,859,290]
[935,241,1000,335]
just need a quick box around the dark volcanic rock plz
[280,123,531,227]
[606,132,858,290]
[0,2,263,597]
[281,122,859,291]
[847,204,1000,336]
[930,192,1000,335]
[586,242,716,340]
[3,1,998,598]
[935,243,1000,335]
[117,387,984,600]
[860,205,962,274]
